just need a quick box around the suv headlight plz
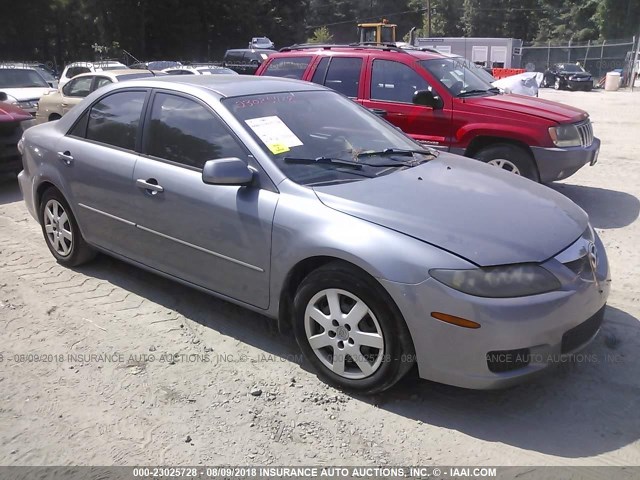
[549,124,581,147]
[430,264,561,298]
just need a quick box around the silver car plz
[18,76,610,393]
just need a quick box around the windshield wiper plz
[457,89,496,98]
[283,156,413,169]
[356,147,438,158]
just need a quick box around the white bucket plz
[604,71,621,91]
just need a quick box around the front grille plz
[561,306,605,353]
[575,120,594,147]
[487,348,531,373]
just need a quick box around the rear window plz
[115,73,155,81]
[263,57,311,79]
[86,90,146,150]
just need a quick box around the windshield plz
[224,91,432,186]
[419,58,496,96]
[557,64,584,72]
[0,69,49,88]
[34,68,55,82]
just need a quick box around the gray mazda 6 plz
[18,76,610,393]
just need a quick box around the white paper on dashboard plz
[245,116,303,148]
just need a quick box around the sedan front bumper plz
[380,233,610,390]
[531,137,600,183]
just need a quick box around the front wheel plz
[292,262,415,394]
[473,143,539,181]
[39,188,96,267]
[554,78,562,90]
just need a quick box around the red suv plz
[256,45,600,182]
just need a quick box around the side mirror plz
[0,92,7,102]
[202,158,255,186]
[412,89,444,109]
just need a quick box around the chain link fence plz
[521,37,638,86]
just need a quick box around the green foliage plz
[308,26,334,44]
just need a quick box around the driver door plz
[362,59,452,149]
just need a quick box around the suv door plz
[132,91,277,309]
[55,89,148,256]
[309,56,363,98]
[362,58,452,149]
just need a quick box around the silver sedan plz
[18,76,610,393]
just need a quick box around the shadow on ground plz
[0,177,22,206]
[551,182,639,229]
[77,254,640,459]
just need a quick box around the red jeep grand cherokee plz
[256,45,600,182]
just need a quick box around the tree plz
[308,26,334,43]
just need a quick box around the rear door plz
[361,58,452,149]
[55,89,148,256]
[130,90,277,308]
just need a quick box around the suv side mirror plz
[412,90,444,109]
[202,158,255,186]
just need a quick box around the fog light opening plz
[431,312,481,329]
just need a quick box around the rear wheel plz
[292,262,415,394]
[39,188,96,267]
[473,143,539,181]
[554,78,562,90]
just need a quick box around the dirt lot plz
[1,88,639,467]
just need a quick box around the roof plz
[275,44,443,60]
[126,74,325,98]
[69,69,156,80]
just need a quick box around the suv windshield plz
[419,58,497,97]
[557,64,584,72]
[224,91,433,186]
[0,69,49,88]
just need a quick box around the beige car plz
[35,69,156,124]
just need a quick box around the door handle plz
[57,151,74,165]
[136,178,164,194]
[368,108,387,117]
[61,103,68,108]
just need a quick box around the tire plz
[554,78,562,90]
[292,261,415,394]
[39,188,96,267]
[473,143,539,181]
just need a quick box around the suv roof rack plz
[279,42,409,53]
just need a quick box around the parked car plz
[0,96,34,174]
[0,66,55,115]
[542,63,593,91]
[58,61,128,89]
[18,75,609,393]
[130,60,182,71]
[256,45,600,182]
[223,49,275,75]
[162,65,238,76]
[249,37,275,49]
[1,62,59,89]
[36,70,159,124]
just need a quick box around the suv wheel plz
[292,262,415,394]
[554,78,562,90]
[473,143,539,181]
[39,188,96,267]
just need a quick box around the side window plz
[86,91,146,150]
[62,77,93,97]
[263,57,311,79]
[66,66,90,78]
[93,77,112,91]
[145,93,246,169]
[323,57,362,97]
[370,60,430,103]
[311,57,330,84]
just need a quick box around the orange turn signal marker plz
[431,312,481,329]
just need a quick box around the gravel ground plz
[0,88,639,467]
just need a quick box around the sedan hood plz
[313,154,587,266]
[0,87,54,101]
[466,93,589,124]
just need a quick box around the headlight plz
[430,264,561,298]
[549,124,581,147]
[3,93,19,105]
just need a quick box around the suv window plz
[63,76,93,97]
[311,57,330,84]
[86,91,146,150]
[66,66,91,78]
[145,93,246,169]
[322,57,362,97]
[263,57,311,79]
[371,60,429,103]
[225,51,243,63]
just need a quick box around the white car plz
[58,61,128,89]
[162,65,238,76]
[0,66,54,115]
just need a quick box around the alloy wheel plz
[487,159,522,175]
[44,199,73,256]
[304,288,385,380]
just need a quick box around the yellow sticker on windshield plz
[268,143,290,155]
